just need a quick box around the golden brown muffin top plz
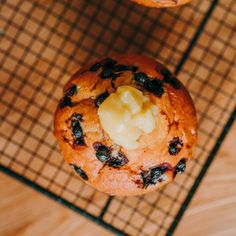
[54,54,197,196]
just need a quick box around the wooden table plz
[1,122,235,236]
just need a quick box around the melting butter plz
[98,86,157,149]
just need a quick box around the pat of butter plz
[98,86,157,149]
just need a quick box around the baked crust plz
[54,54,197,196]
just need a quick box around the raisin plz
[71,114,85,146]
[95,91,109,107]
[59,96,72,108]
[69,164,88,180]
[90,62,101,72]
[161,68,180,89]
[133,72,148,84]
[175,158,186,175]
[66,84,77,97]
[145,79,164,97]
[96,145,110,163]
[108,152,128,168]
[168,137,183,155]
[141,165,167,188]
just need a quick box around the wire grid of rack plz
[0,0,235,235]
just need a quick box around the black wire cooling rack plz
[0,0,236,235]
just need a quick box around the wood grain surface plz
[0,122,235,236]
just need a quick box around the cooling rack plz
[0,0,235,235]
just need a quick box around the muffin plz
[54,54,197,196]
[131,0,191,8]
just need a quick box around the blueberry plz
[175,158,186,175]
[93,143,128,167]
[66,84,77,97]
[72,121,83,139]
[113,64,138,72]
[108,152,128,168]
[74,139,85,146]
[90,62,101,72]
[164,76,180,89]
[102,58,117,68]
[168,137,183,155]
[59,96,72,108]
[95,91,109,107]
[72,113,82,121]
[92,142,103,151]
[100,68,115,79]
[59,85,77,109]
[96,145,110,163]
[108,158,123,168]
[90,58,116,72]
[71,114,85,146]
[161,68,180,89]
[141,165,167,188]
[93,58,133,82]
[133,72,148,84]
[150,167,163,183]
[160,68,172,77]
[146,79,164,98]
[130,66,138,72]
[69,164,88,180]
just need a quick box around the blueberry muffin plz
[54,54,197,196]
[131,0,191,8]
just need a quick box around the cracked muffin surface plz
[54,54,197,196]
